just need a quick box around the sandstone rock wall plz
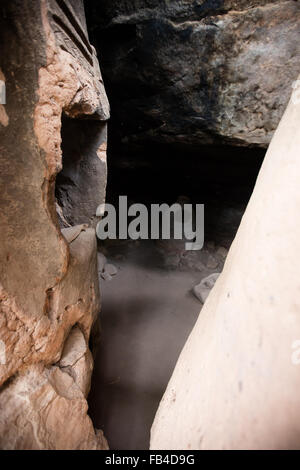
[0,0,109,449]
[87,0,300,149]
[150,78,300,450]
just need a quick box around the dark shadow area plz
[105,142,265,247]
[55,114,107,227]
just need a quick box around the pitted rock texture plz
[0,0,108,450]
[87,0,300,149]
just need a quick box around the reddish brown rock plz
[0,0,109,450]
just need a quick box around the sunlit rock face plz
[150,79,300,450]
[0,0,109,450]
[87,0,300,149]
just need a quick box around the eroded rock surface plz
[0,364,109,450]
[0,0,109,450]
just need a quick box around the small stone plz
[206,254,219,269]
[114,254,125,261]
[206,241,215,251]
[216,246,228,259]
[181,252,205,271]
[101,272,113,281]
[104,263,118,276]
[193,273,220,303]
[165,254,181,268]
[97,253,107,273]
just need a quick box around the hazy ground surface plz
[88,238,227,450]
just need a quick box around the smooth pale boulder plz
[151,77,300,450]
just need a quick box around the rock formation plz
[0,0,109,449]
[151,78,300,450]
[87,0,300,149]
[1,0,300,451]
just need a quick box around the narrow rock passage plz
[88,238,227,450]
[87,143,263,450]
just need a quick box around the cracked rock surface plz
[0,0,109,450]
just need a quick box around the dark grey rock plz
[87,0,300,149]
